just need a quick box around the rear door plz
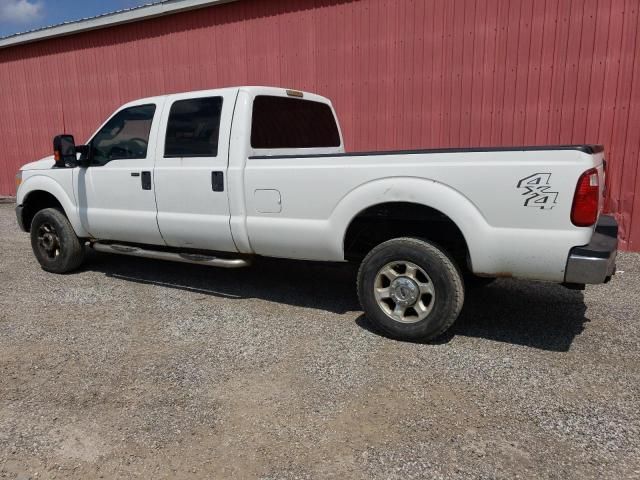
[153,90,238,251]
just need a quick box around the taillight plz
[571,168,599,227]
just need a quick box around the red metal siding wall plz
[1,0,639,248]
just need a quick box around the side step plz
[90,242,251,268]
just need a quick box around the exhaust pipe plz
[90,242,251,268]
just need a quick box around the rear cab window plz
[251,96,341,149]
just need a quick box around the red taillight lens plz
[571,168,599,227]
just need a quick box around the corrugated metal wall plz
[1,0,639,248]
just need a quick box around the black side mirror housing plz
[53,134,78,168]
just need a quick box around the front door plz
[74,101,165,245]
[153,91,237,251]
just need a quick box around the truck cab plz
[17,87,343,252]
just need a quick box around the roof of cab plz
[122,86,332,108]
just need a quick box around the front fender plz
[18,174,89,237]
[329,176,490,269]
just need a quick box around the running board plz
[90,242,251,268]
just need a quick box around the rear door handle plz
[212,171,224,192]
[141,171,152,190]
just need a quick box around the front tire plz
[357,237,464,342]
[30,208,85,273]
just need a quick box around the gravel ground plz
[0,203,639,479]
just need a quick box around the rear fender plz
[331,177,488,269]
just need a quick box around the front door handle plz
[141,171,152,190]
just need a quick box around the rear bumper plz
[15,204,26,232]
[564,215,618,284]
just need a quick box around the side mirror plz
[53,134,78,168]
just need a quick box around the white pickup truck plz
[15,86,618,341]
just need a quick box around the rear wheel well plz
[21,191,66,232]
[343,202,469,269]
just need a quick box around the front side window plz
[91,104,156,165]
[251,96,341,149]
[164,97,223,157]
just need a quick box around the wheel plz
[357,237,464,342]
[30,208,85,273]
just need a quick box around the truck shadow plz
[85,251,361,315]
[85,252,588,352]
[357,281,589,352]
[456,281,589,352]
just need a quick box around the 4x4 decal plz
[517,173,558,209]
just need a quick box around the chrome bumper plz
[564,215,618,285]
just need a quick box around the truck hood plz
[21,155,55,171]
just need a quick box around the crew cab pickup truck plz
[15,86,618,341]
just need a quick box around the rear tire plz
[357,237,464,342]
[30,208,85,273]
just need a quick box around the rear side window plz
[251,96,340,149]
[165,97,223,157]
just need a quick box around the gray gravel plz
[0,203,638,479]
